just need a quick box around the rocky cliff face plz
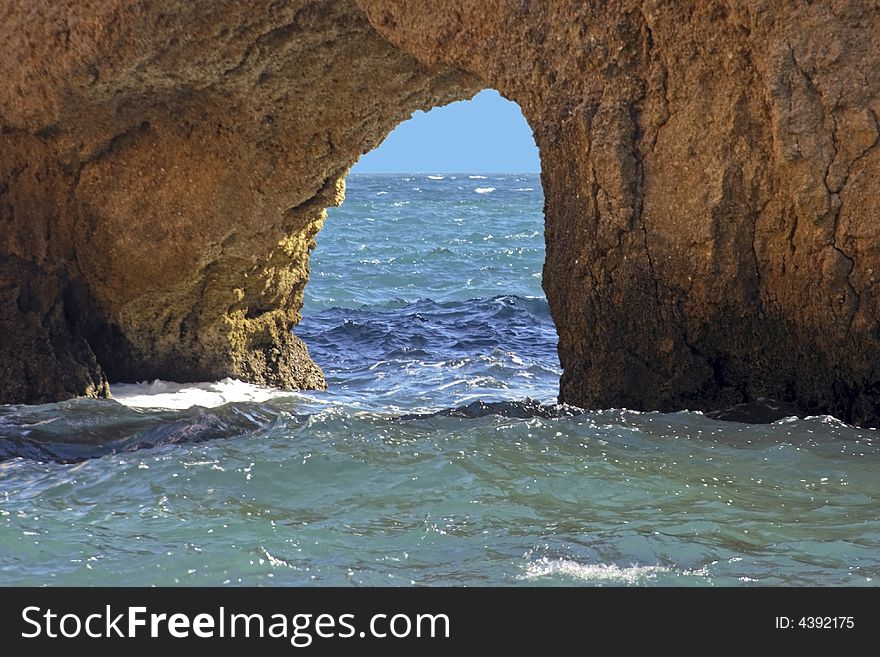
[0,0,478,401]
[2,1,880,424]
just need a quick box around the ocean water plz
[1,174,879,586]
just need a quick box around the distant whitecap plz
[474,187,496,194]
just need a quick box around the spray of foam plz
[111,378,294,410]
[520,557,709,584]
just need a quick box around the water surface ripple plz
[1,175,877,586]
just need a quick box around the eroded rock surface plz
[0,0,478,401]
[2,1,880,424]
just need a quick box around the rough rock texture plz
[0,0,478,401]
[3,2,880,425]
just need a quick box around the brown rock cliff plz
[2,1,880,424]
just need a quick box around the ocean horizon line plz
[348,171,541,175]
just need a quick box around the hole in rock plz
[296,90,560,413]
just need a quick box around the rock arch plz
[2,1,880,425]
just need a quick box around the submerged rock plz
[2,1,880,424]
[705,399,804,425]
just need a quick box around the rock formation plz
[2,1,880,425]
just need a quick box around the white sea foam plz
[514,187,534,192]
[474,187,496,194]
[469,175,488,179]
[520,557,706,584]
[112,378,293,410]
[427,175,445,180]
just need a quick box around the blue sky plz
[351,90,540,174]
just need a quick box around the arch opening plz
[295,90,560,411]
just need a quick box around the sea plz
[1,173,878,586]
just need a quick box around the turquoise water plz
[1,174,878,586]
